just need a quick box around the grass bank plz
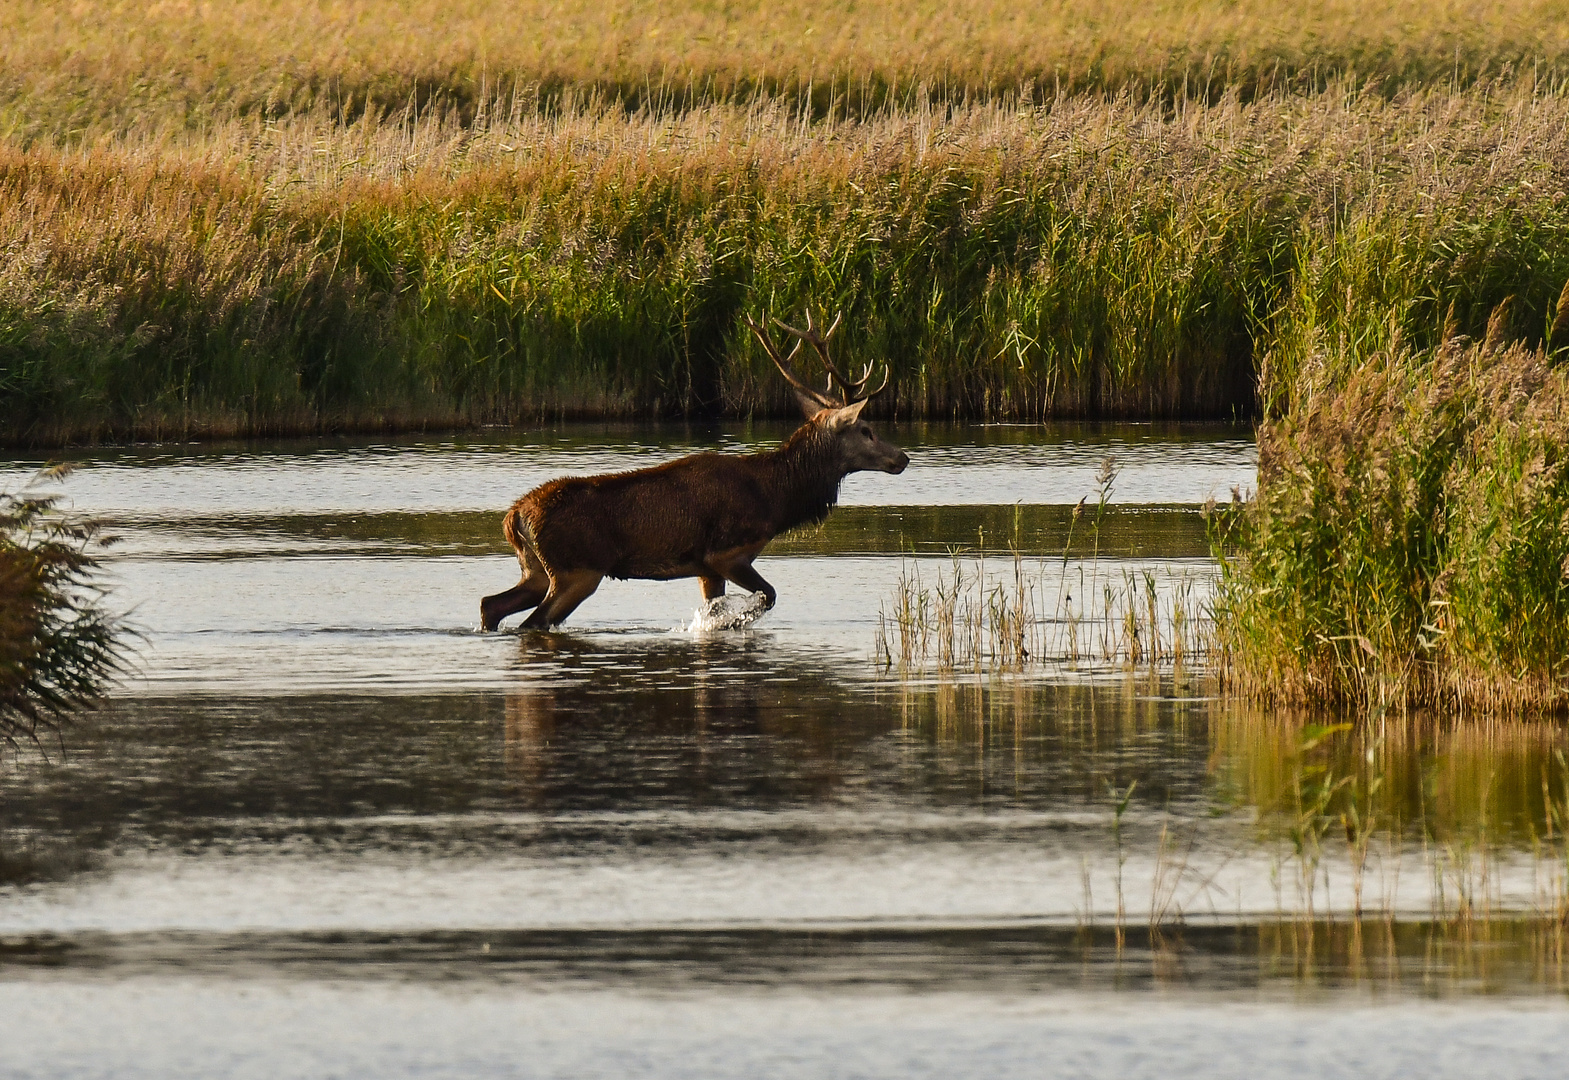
[7,81,1569,443]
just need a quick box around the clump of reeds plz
[0,467,125,749]
[1212,296,1569,714]
[875,551,1210,675]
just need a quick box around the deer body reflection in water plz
[481,312,909,630]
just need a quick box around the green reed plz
[1211,300,1569,714]
[6,79,1569,443]
[0,468,125,748]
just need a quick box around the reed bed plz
[1212,318,1569,715]
[6,1,1568,142]
[7,78,1569,442]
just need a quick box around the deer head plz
[744,310,907,476]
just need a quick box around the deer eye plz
[861,426,873,439]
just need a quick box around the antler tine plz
[777,310,843,351]
[862,360,891,400]
[745,313,839,410]
[771,310,883,400]
[743,313,797,366]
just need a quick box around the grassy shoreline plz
[8,81,1569,445]
[9,2,1569,445]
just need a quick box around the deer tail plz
[502,503,536,556]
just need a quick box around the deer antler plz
[771,310,889,402]
[744,314,841,412]
[748,309,891,410]
[768,310,891,401]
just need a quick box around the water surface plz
[4,423,1568,1079]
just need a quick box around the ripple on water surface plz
[6,424,1567,1079]
[0,422,1256,516]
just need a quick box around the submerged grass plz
[7,78,1569,441]
[876,455,1211,674]
[875,549,1210,675]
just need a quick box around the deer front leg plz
[705,544,775,609]
[698,574,726,601]
[712,561,776,610]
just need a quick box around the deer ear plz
[828,398,869,427]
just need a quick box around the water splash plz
[682,591,771,634]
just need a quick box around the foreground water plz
[3,422,1569,1079]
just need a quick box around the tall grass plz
[8,81,1569,442]
[1212,313,1569,714]
[6,1,1569,141]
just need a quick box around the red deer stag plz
[480,311,908,630]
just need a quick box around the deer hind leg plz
[522,569,603,629]
[480,571,548,631]
[481,544,551,631]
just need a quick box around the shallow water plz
[4,422,1569,1079]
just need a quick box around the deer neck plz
[759,423,846,534]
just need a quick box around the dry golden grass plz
[6,1,1569,138]
[8,1,1569,456]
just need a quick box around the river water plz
[2,422,1567,1079]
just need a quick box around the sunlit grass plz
[8,81,1569,441]
[6,1,1569,140]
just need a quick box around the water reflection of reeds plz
[1244,917,1569,995]
[1212,709,1569,848]
[887,677,1569,937]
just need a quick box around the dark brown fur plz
[481,401,907,630]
